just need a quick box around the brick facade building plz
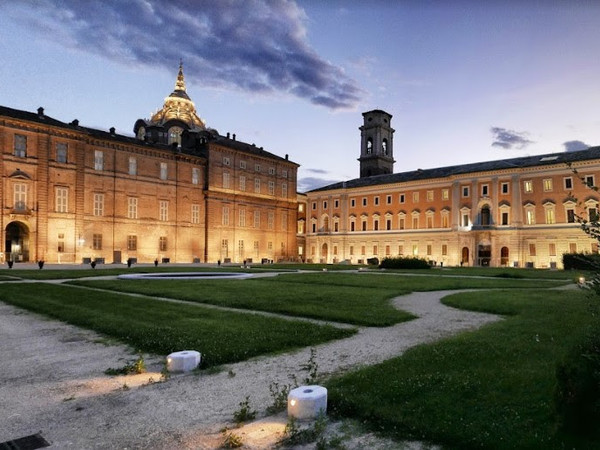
[0,65,298,264]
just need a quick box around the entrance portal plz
[478,244,491,266]
[321,243,328,263]
[5,221,30,262]
[461,247,469,265]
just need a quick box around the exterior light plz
[578,276,586,285]
[290,399,296,406]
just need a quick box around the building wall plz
[304,163,600,268]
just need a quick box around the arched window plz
[501,246,509,266]
[382,139,388,155]
[366,138,373,154]
[168,126,183,146]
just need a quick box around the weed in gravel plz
[300,348,319,384]
[104,355,146,376]
[266,381,292,414]
[221,431,243,448]
[233,396,256,424]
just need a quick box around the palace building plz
[0,64,298,264]
[302,109,600,269]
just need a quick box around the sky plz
[1,0,599,192]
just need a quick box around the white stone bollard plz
[166,350,201,372]
[287,385,327,420]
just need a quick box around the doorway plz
[5,221,30,262]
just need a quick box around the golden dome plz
[149,62,206,130]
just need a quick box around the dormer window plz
[168,126,183,146]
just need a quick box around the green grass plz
[0,283,354,367]
[69,272,569,326]
[326,289,599,449]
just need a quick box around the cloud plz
[7,0,363,110]
[563,140,590,152]
[298,176,342,192]
[490,127,534,150]
[306,168,329,175]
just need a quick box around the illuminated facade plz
[0,65,298,264]
[303,110,600,268]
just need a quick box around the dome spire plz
[175,59,186,92]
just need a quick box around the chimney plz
[71,119,79,126]
[109,127,116,135]
[285,154,288,160]
[227,132,230,138]
[37,107,44,117]
[232,134,236,141]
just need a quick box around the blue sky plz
[1,0,599,191]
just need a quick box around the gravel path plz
[0,288,500,449]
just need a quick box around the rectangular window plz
[268,181,275,195]
[254,210,260,228]
[386,219,392,230]
[564,177,573,190]
[54,187,67,213]
[529,243,536,256]
[129,157,137,176]
[191,204,200,224]
[282,183,288,198]
[254,178,260,193]
[92,234,102,250]
[549,243,556,256]
[93,193,104,216]
[426,190,434,201]
[441,214,449,228]
[385,195,391,205]
[222,205,229,225]
[239,175,246,191]
[374,196,380,206]
[427,216,433,228]
[586,175,595,187]
[398,245,404,255]
[334,199,339,209]
[362,197,368,207]
[94,150,104,170]
[334,221,339,232]
[524,180,533,193]
[56,143,67,163]
[374,220,379,231]
[427,244,432,256]
[501,211,509,225]
[412,217,418,229]
[501,182,509,194]
[399,193,405,203]
[567,209,576,223]
[238,240,245,258]
[442,244,448,256]
[282,211,288,230]
[546,208,555,224]
[350,221,355,232]
[373,245,378,255]
[160,162,168,180]
[543,178,553,192]
[159,200,168,221]
[255,164,261,172]
[462,213,469,227]
[223,172,231,188]
[13,183,27,211]
[128,197,137,219]
[481,184,489,196]
[240,160,246,169]
[159,236,168,252]
[412,192,419,202]
[362,220,367,231]
[223,156,230,166]
[312,202,317,210]
[589,208,599,222]
[14,134,27,157]
[57,234,65,253]
[462,186,470,197]
[269,167,275,175]
[323,201,328,209]
[127,235,137,251]
[268,211,274,230]
[222,239,229,258]
[442,189,449,200]
[525,209,535,225]
[239,208,246,227]
[570,242,577,253]
[282,169,288,178]
[192,168,200,185]
[351,198,356,207]
[349,246,354,256]
[399,217,405,230]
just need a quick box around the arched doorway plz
[461,247,469,266]
[321,243,328,263]
[478,244,491,266]
[500,246,509,266]
[5,221,30,262]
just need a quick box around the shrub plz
[379,256,431,270]
[562,252,600,271]
[555,326,600,438]
[366,257,379,266]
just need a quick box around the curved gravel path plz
[0,289,500,449]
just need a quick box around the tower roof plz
[148,62,206,130]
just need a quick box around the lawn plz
[0,283,354,367]
[70,272,569,326]
[326,288,599,448]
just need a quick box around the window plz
[374,196,380,206]
[282,211,288,230]
[386,195,392,204]
[159,236,168,252]
[412,244,418,256]
[442,244,448,256]
[570,243,577,253]
[223,156,230,166]
[386,218,392,230]
[255,164,261,172]
[350,220,355,232]
[426,190,433,202]
[545,206,555,224]
[128,197,138,219]
[373,219,379,231]
[462,186,470,197]
[543,178,553,192]
[125,157,136,176]
[461,211,470,227]
[426,215,433,228]
[501,182,509,194]
[192,168,200,185]
[222,205,229,225]
[501,211,509,226]
[566,208,576,223]
[238,240,244,259]
[481,184,489,196]
[442,189,449,200]
[564,177,573,190]
[399,216,405,230]
[481,205,491,226]
[323,201,328,209]
[399,193,405,203]
[282,183,288,198]
[362,219,367,231]
[14,183,27,211]
[57,234,65,253]
[413,192,419,202]
[585,175,595,187]
[127,235,137,251]
[223,172,231,189]
[239,208,246,227]
[549,243,556,256]
[298,203,304,212]
[93,193,104,216]
[168,126,183,146]
[94,150,104,170]
[351,198,356,207]
[362,198,367,207]
[254,210,260,228]
[268,181,275,195]
[254,178,260,193]
[373,245,378,255]
[427,244,432,256]
[268,211,274,230]
[92,234,102,250]
[398,245,404,255]
[239,175,246,191]
[222,239,229,258]
[525,207,535,225]
[160,162,168,180]
[589,207,599,222]
[240,160,246,169]
[55,187,68,212]
[269,167,275,175]
[366,138,373,154]
[312,202,317,210]
[56,143,67,163]
[523,180,533,193]
[159,200,168,221]
[14,134,26,157]
[529,243,536,256]
[282,169,288,178]
[349,246,354,256]
[412,216,419,229]
[441,211,449,228]
[191,204,200,224]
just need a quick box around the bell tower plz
[358,109,395,178]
